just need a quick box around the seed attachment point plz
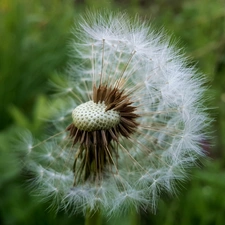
[72,101,120,132]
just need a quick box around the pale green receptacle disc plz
[72,101,120,132]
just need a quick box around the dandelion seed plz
[18,12,209,216]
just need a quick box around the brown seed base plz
[66,85,139,185]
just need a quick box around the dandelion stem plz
[85,208,102,225]
[129,209,141,225]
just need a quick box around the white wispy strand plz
[17,12,209,216]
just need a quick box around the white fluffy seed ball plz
[72,101,120,132]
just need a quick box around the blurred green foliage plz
[0,0,225,224]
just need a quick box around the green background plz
[0,0,225,224]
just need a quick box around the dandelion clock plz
[17,12,209,219]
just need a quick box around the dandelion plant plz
[17,12,209,218]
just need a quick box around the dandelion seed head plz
[17,11,210,216]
